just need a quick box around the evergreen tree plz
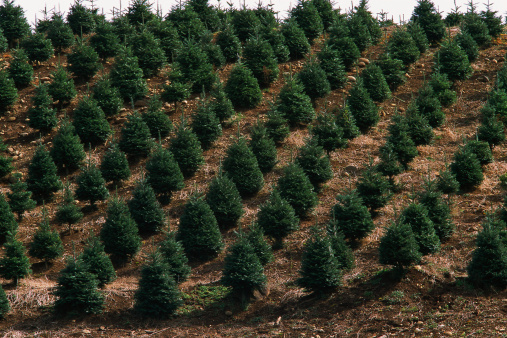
[246,222,273,266]
[187,0,221,32]
[311,110,345,154]
[455,32,479,63]
[410,0,445,44]
[354,0,382,44]
[357,161,392,211]
[418,179,455,241]
[66,0,96,35]
[67,40,100,80]
[7,173,35,222]
[296,137,332,191]
[415,85,445,128]
[335,104,360,140]
[387,28,420,67]
[262,26,290,63]
[297,228,341,293]
[109,47,148,102]
[129,29,166,77]
[328,36,360,71]
[242,36,279,88]
[128,178,165,234]
[379,220,421,269]
[90,20,121,59]
[317,43,347,90]
[407,21,429,53]
[100,143,131,186]
[405,105,434,146]
[225,63,262,109]
[50,119,86,172]
[375,54,406,91]
[277,162,318,218]
[281,19,311,60]
[7,48,33,88]
[222,137,264,198]
[377,141,404,184]
[0,0,30,46]
[461,9,491,47]
[27,144,62,203]
[326,228,355,271]
[0,231,31,285]
[277,76,315,125]
[48,65,76,106]
[100,196,141,264]
[158,231,191,284]
[0,70,17,113]
[0,27,6,52]
[450,145,484,190]
[146,144,184,203]
[209,79,235,123]
[92,75,123,117]
[0,192,16,241]
[464,140,493,165]
[205,170,243,230]
[386,114,419,168]
[20,33,54,63]
[265,108,290,144]
[347,78,379,133]
[142,94,172,138]
[0,284,9,319]
[79,232,116,287]
[53,257,104,316]
[126,0,156,27]
[134,252,183,318]
[428,71,457,107]
[215,23,241,63]
[290,0,323,43]
[297,60,331,102]
[434,40,473,82]
[436,167,460,195]
[400,203,440,255]
[27,83,57,133]
[361,64,391,102]
[478,114,505,148]
[46,13,74,52]
[311,0,335,31]
[161,72,191,104]
[55,184,83,232]
[486,90,507,123]
[347,10,372,52]
[481,4,503,38]
[231,8,261,42]
[177,194,223,260]
[118,112,153,158]
[329,189,374,242]
[191,98,222,150]
[72,96,112,146]
[169,120,204,178]
[29,210,64,264]
[111,15,136,44]
[175,40,216,93]
[249,122,277,173]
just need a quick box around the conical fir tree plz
[400,203,440,255]
[335,104,360,140]
[450,145,484,190]
[66,0,96,35]
[48,65,76,106]
[7,173,36,222]
[27,144,62,203]
[222,137,264,198]
[379,220,421,269]
[297,228,341,293]
[277,76,315,125]
[225,62,262,109]
[134,252,183,318]
[20,33,54,63]
[146,144,184,203]
[53,257,104,316]
[296,137,332,191]
[478,113,505,148]
[361,64,391,102]
[0,0,30,46]
[242,36,279,88]
[55,184,83,232]
[90,20,121,59]
[387,28,420,67]
[415,85,445,128]
[0,192,17,241]
[0,231,31,285]
[311,110,346,154]
[377,141,404,184]
[418,179,455,241]
[0,284,9,319]
[100,196,141,264]
[169,119,204,178]
[72,96,112,146]
[265,107,290,144]
[281,19,311,60]
[50,119,86,172]
[296,60,331,102]
[215,23,241,63]
[434,40,472,82]
[277,162,318,218]
[100,143,131,186]
[8,48,33,88]
[209,79,235,123]
[328,37,360,71]
[375,54,406,91]
[246,222,273,266]
[347,78,379,133]
[191,98,222,150]
[357,160,391,211]
[387,114,419,168]
[429,71,457,107]
[109,46,148,101]
[0,70,17,114]
[75,161,109,208]
[118,112,154,158]
[410,0,445,44]
[177,194,223,260]
[317,43,347,90]
[67,39,100,80]
[290,0,323,43]
[158,231,191,284]
[46,13,74,52]
[27,83,57,133]
[93,75,123,117]
[464,140,493,165]
[129,29,166,77]
[174,40,216,93]
[405,104,434,146]
[407,21,429,53]
[205,170,244,230]
[79,232,116,287]
[128,178,165,234]
[29,209,64,264]
[326,228,355,271]
[249,122,277,173]
[142,94,172,138]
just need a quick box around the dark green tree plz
[47,65,76,106]
[79,232,116,287]
[126,0,156,27]
[335,104,360,140]
[455,32,479,63]
[118,112,153,158]
[461,8,491,47]
[265,107,290,144]
[169,120,204,178]
[205,170,243,230]
[128,178,165,234]
[478,114,505,148]
[66,0,96,35]
[410,0,445,44]
[296,137,332,191]
[89,20,121,59]
[142,94,172,138]
[290,0,323,43]
[0,231,31,285]
[231,8,261,42]
[361,64,391,102]
[277,162,318,218]
[0,27,6,51]
[436,166,460,195]
[29,210,64,264]
[347,78,379,133]
[357,161,392,211]
[129,29,166,77]
[387,28,420,67]
[400,203,440,255]
[262,26,290,63]
[317,43,347,90]
[277,76,315,125]
[92,75,123,117]
[75,161,109,208]
[246,222,273,266]
[434,40,473,82]
[386,114,419,168]
[379,220,421,269]
[109,47,148,102]
[481,4,503,38]
[50,119,86,172]
[428,71,457,107]
[375,54,407,91]
[7,173,36,222]
[0,192,16,241]
[0,0,30,46]
[346,10,372,52]
[249,122,277,173]
[72,96,112,146]
[0,70,17,113]
[55,184,83,232]
[146,144,184,203]
[66,40,100,80]
[415,85,445,128]
[100,143,131,186]
[215,24,241,63]
[311,110,345,154]
[158,231,191,284]
[174,40,216,93]
[224,62,262,109]
[297,60,331,102]
[209,79,234,123]
[377,141,404,185]
[328,37,360,71]
[191,98,222,150]
[281,19,311,60]
[418,179,455,241]
[450,145,484,190]
[7,48,33,87]
[326,228,355,271]
[407,21,429,53]
[242,36,279,87]
[0,283,9,319]
[20,33,53,63]
[464,139,493,165]
[405,104,434,146]
[311,0,335,30]
[27,83,57,133]
[26,144,62,203]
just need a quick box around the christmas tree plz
[464,140,493,165]
[55,184,83,232]
[225,62,262,109]
[20,33,54,63]
[410,0,445,44]
[0,192,17,242]
[205,170,244,230]
[26,144,62,203]
[89,20,121,59]
[48,65,76,106]
[75,160,109,208]
[347,78,379,133]
[407,21,429,53]
[66,0,96,35]
[72,96,112,146]
[281,19,311,60]
[418,179,455,241]
[174,40,216,93]
[118,112,154,158]
[7,173,36,222]
[0,231,31,285]
[434,40,472,82]
[311,109,346,154]
[129,29,166,77]
[0,283,9,319]
[128,178,165,234]
[428,71,457,107]
[375,54,406,91]
[450,145,484,190]
[290,0,323,43]
[100,142,131,186]
[67,39,100,80]
[265,107,290,144]
[209,79,235,123]
[50,118,86,172]
[231,7,261,42]
[27,83,57,133]
[455,32,479,63]
[158,231,191,284]
[191,98,222,150]
[326,229,355,271]
[277,162,318,218]
[142,94,172,138]
[45,13,74,52]
[361,64,391,102]
[415,85,445,128]
[249,122,277,173]
[295,137,333,191]
[169,119,204,178]
[109,46,148,102]
[387,28,420,67]
[92,75,123,117]
[242,36,279,88]
[0,0,30,46]
[379,220,421,269]
[0,70,17,113]
[400,203,440,255]
[357,160,392,211]
[215,23,241,63]
[277,75,315,125]
[296,60,331,102]
[7,48,33,88]
[335,104,360,140]
[246,222,273,266]
[317,43,347,90]
[79,232,116,287]
[29,209,64,264]
[146,144,184,203]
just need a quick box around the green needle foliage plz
[311,0,335,31]
[379,220,421,269]
[55,184,83,232]
[455,32,479,63]
[297,228,341,293]
[100,143,131,186]
[296,60,331,102]
[329,190,374,242]
[72,96,112,146]
[375,54,407,91]
[45,13,74,52]
[347,78,379,133]
[92,75,123,117]
[478,114,505,148]
[128,178,165,234]
[118,112,154,158]
[53,257,104,316]
[100,196,141,264]
[357,161,392,212]
[407,21,429,53]
[242,36,279,88]
[191,98,222,150]
[326,228,355,271]
[0,284,9,319]
[295,137,332,192]
[222,137,264,198]
[290,0,324,43]
[0,231,31,285]
[415,85,445,128]
[109,47,148,102]
[90,20,121,59]
[129,29,166,77]
[0,28,6,52]
[249,122,277,174]
[215,23,241,63]
[328,36,360,71]
[67,40,100,80]
[27,144,62,203]
[27,83,57,133]
[209,79,235,123]
[66,0,96,35]
[418,179,455,241]
[8,49,33,88]
[428,71,457,107]
[436,167,460,195]
[142,94,172,139]
[231,8,261,42]
[387,28,420,67]
[0,192,17,241]
[169,120,204,178]
[175,40,216,93]
[277,162,318,219]
[464,140,493,165]
[281,19,311,60]
[246,222,273,266]
[377,141,404,183]
[434,40,472,82]
[159,231,191,284]
[405,105,434,146]
[265,107,290,144]
[146,144,184,203]
[48,65,76,106]
[335,104,360,140]
[20,33,54,63]
[277,76,315,125]
[361,64,391,102]
[225,62,262,109]
[29,210,64,264]
[50,119,86,172]
[311,110,345,154]
[461,8,491,47]
[317,43,347,90]
[410,0,445,44]
[450,145,484,190]
[79,232,116,287]
[75,161,109,208]
[205,170,244,230]
[0,70,17,113]
[134,252,183,318]
[7,173,36,222]
[0,0,30,46]
[177,194,223,260]
[400,203,440,255]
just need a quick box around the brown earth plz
[1,26,507,337]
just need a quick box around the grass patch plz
[178,285,231,316]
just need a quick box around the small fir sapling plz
[200,33,226,69]
[177,194,223,260]
[418,179,455,241]
[386,114,419,168]
[47,65,77,106]
[118,112,154,158]
[481,2,503,38]
[29,209,64,264]
[89,20,121,59]
[126,0,156,26]
[100,196,141,264]
[464,139,493,165]
[317,43,347,90]
[134,252,183,318]
[50,118,86,172]
[405,104,434,146]
[191,97,222,150]
[328,36,360,71]
[478,113,505,148]
[205,170,244,230]
[128,29,166,77]
[455,32,479,63]
[100,143,131,186]
[72,96,112,146]
[434,40,473,82]
[26,144,62,203]
[111,15,136,44]
[66,39,100,80]
[335,104,360,140]
[246,222,273,266]
[231,8,261,42]
[346,78,379,133]
[361,64,391,102]
[224,62,262,109]
[142,94,172,138]
[92,76,123,117]
[277,75,315,125]
[0,70,17,113]
[428,71,457,107]
[311,0,336,31]
[410,0,446,44]
[0,147,12,179]
[400,202,440,255]
[485,90,507,123]
[53,257,104,316]
[215,23,241,63]
[375,54,407,91]
[249,122,277,173]
[310,109,346,154]
[7,173,36,222]
[55,184,83,232]
[27,83,57,133]
[261,26,290,63]
[295,137,333,192]
[242,36,279,88]
[66,0,96,35]
[109,47,148,101]
[0,28,6,52]
[436,166,460,195]
[208,79,235,123]
[0,0,30,46]
[378,220,422,269]
[265,107,290,144]
[0,284,9,319]
[354,0,382,44]
[222,137,264,198]
[297,228,341,293]
[7,49,33,88]
[75,160,109,208]
[79,232,116,287]
[0,231,32,285]
[296,60,331,102]
[377,141,404,185]
[326,228,355,271]
[257,189,299,249]
[407,21,429,53]
[346,11,372,52]
[357,160,392,212]
[281,19,311,60]
[174,40,216,93]
[460,5,491,47]
[450,145,484,190]
[277,162,319,218]
[128,178,165,234]
[158,231,191,284]
[387,28,420,67]
[20,33,54,63]
[0,192,17,241]
[169,118,204,178]
[289,0,324,43]
[161,69,192,104]
[146,144,184,203]
[415,85,445,128]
